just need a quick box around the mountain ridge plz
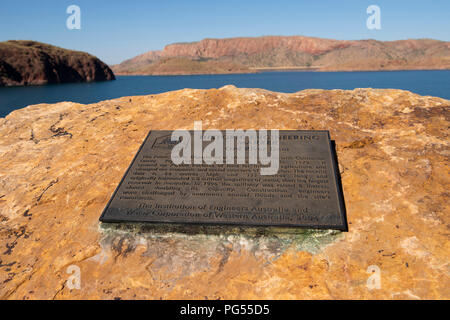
[113,35,450,75]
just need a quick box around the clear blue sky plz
[1,0,449,64]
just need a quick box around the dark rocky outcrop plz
[0,40,115,86]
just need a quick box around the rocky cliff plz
[113,36,450,74]
[0,87,448,299]
[0,41,115,86]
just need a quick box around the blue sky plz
[1,0,449,64]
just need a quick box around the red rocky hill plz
[113,36,450,74]
[0,41,115,86]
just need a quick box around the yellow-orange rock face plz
[0,86,448,299]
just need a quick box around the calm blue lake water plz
[1,70,449,118]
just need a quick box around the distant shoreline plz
[113,67,450,76]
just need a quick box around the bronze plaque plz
[100,130,347,230]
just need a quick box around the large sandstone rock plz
[0,86,448,299]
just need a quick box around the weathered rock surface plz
[0,41,115,87]
[0,86,448,299]
[113,36,450,74]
